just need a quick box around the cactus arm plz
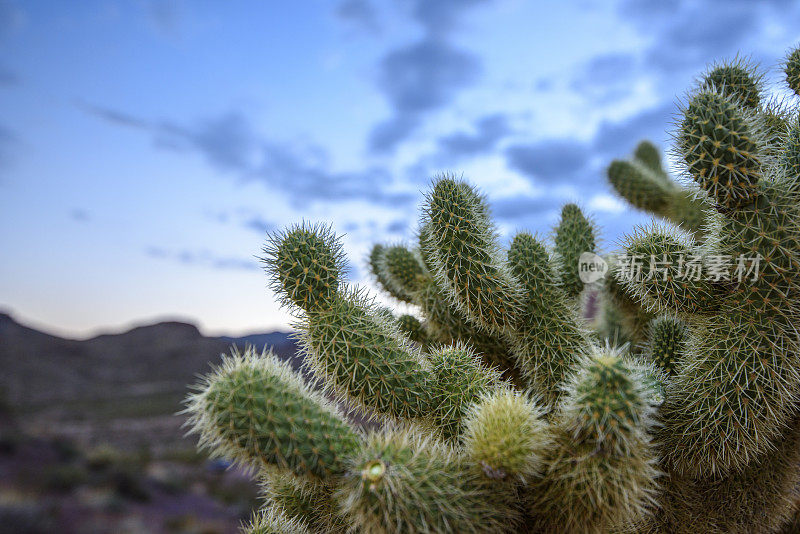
[646,413,800,534]
[634,140,670,179]
[618,223,718,315]
[553,203,597,299]
[242,508,312,534]
[184,348,361,479]
[608,159,673,214]
[397,313,428,345]
[507,232,594,404]
[427,343,502,440]
[260,470,347,533]
[784,45,800,96]
[658,311,800,477]
[368,244,412,304]
[379,244,425,301]
[335,429,519,534]
[678,91,762,210]
[422,176,522,335]
[461,387,550,483]
[527,348,660,533]
[642,314,688,375]
[607,144,708,238]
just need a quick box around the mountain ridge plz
[0,311,297,407]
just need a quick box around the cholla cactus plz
[185,45,800,533]
[607,141,706,238]
[785,44,800,96]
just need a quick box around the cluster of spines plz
[679,91,762,209]
[461,388,549,482]
[700,57,763,109]
[420,179,598,405]
[422,177,522,336]
[186,346,527,534]
[242,507,312,534]
[619,223,716,315]
[504,230,594,405]
[299,291,432,422]
[259,470,346,533]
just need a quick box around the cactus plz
[607,142,706,238]
[184,348,360,478]
[184,45,800,533]
[641,314,687,375]
[370,230,522,385]
[260,470,347,533]
[554,204,597,300]
[527,347,659,534]
[700,57,763,109]
[461,388,549,482]
[336,429,517,533]
[396,313,427,344]
[243,508,312,534]
[786,45,800,96]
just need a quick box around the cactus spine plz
[184,44,800,533]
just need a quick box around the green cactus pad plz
[647,412,800,534]
[634,140,668,177]
[528,348,659,533]
[507,232,556,299]
[507,231,593,404]
[620,224,717,314]
[564,349,654,450]
[608,160,671,213]
[380,244,424,301]
[554,203,597,299]
[336,429,517,534]
[712,180,800,318]
[415,276,521,383]
[644,315,688,375]
[369,244,408,303]
[781,121,800,197]
[607,142,707,238]
[185,348,360,478]
[700,59,762,109]
[397,313,427,344]
[462,388,549,482]
[659,312,800,477]
[263,223,344,312]
[242,508,312,534]
[427,344,501,440]
[260,470,346,533]
[423,176,521,334]
[785,45,800,95]
[300,291,432,421]
[679,91,762,209]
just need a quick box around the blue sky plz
[1,0,798,338]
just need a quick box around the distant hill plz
[0,312,298,408]
[0,312,290,532]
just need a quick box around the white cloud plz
[588,193,626,214]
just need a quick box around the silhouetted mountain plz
[0,312,297,408]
